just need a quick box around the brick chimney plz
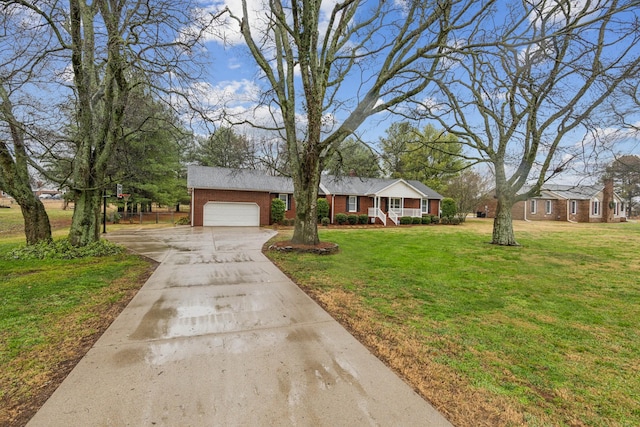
[602,178,614,223]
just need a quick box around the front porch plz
[367,207,423,226]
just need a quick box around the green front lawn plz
[267,220,640,427]
[0,238,153,425]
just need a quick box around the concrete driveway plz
[28,227,451,426]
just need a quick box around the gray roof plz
[528,184,602,200]
[187,165,294,193]
[188,166,443,199]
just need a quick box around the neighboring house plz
[187,165,443,227]
[483,180,627,223]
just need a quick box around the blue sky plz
[188,0,640,187]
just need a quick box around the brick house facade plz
[188,166,443,227]
[482,181,626,223]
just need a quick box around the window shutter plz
[288,194,292,211]
[356,197,360,212]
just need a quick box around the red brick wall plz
[331,195,373,216]
[526,199,566,221]
[192,189,295,226]
[404,198,420,209]
[269,194,297,220]
[429,200,440,216]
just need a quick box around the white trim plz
[347,195,357,212]
[278,193,290,210]
[530,199,537,214]
[545,199,552,215]
[421,198,430,214]
[203,201,260,227]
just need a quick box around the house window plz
[530,200,537,214]
[545,200,552,215]
[614,201,619,215]
[390,198,401,211]
[347,196,358,212]
[570,200,577,215]
[278,194,290,210]
[592,199,600,216]
[421,199,429,214]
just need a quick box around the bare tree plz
[426,0,640,245]
[0,7,55,244]
[604,154,640,217]
[1,0,218,246]
[444,169,492,221]
[223,0,495,245]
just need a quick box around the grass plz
[0,199,156,426]
[266,220,640,427]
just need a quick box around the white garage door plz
[203,202,260,227]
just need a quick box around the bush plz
[441,217,450,225]
[358,214,369,224]
[9,238,124,260]
[412,216,422,224]
[321,217,330,226]
[175,216,190,225]
[451,217,461,225]
[271,198,286,224]
[347,214,358,225]
[422,215,432,224]
[431,216,440,224]
[336,213,348,225]
[317,198,330,221]
[441,197,457,221]
[400,216,413,225]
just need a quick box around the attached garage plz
[203,202,260,227]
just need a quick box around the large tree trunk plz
[492,195,518,246]
[19,198,52,246]
[69,189,102,247]
[0,85,52,245]
[290,161,321,246]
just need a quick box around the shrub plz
[451,217,461,225]
[336,213,348,225]
[175,216,190,225]
[441,197,457,221]
[400,216,412,225]
[358,214,369,224]
[431,216,440,224]
[422,215,432,225]
[317,198,330,221]
[412,216,422,224]
[271,198,286,224]
[321,217,330,226]
[347,214,358,225]
[9,238,124,260]
[441,217,450,225]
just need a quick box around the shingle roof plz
[187,165,294,193]
[187,166,444,199]
[526,184,602,200]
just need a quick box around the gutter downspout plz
[524,200,530,222]
[566,200,576,223]
[331,194,335,224]
[189,188,194,227]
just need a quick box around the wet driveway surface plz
[28,227,451,426]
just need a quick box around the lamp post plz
[102,190,108,234]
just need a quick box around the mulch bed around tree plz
[268,240,340,255]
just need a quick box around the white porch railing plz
[388,210,399,225]
[368,207,387,226]
[391,208,423,218]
